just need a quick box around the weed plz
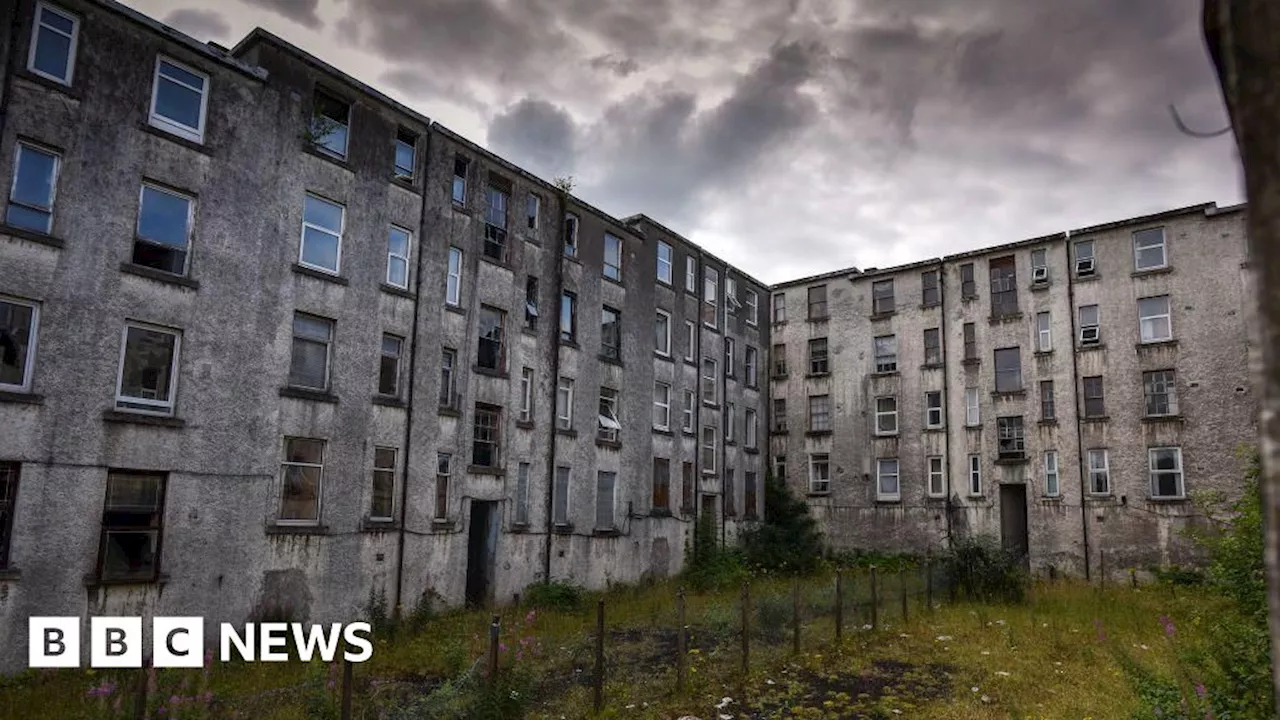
[524,581,584,611]
[942,535,1029,603]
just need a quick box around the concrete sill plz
[961,295,978,303]
[965,424,983,430]
[1034,350,1053,358]
[141,123,212,156]
[389,176,420,195]
[516,419,535,430]
[1131,266,1173,278]
[770,428,790,436]
[962,358,981,367]
[468,465,506,476]
[725,440,737,447]
[380,283,415,300]
[805,372,831,379]
[292,263,349,285]
[556,427,578,438]
[431,519,457,532]
[874,432,899,439]
[450,201,472,216]
[920,363,944,371]
[360,519,399,533]
[991,390,1026,399]
[870,371,899,378]
[598,354,624,367]
[16,69,84,99]
[439,406,462,418]
[559,338,580,349]
[562,252,580,265]
[988,312,1023,324]
[1146,496,1189,504]
[1076,343,1105,352]
[654,352,674,364]
[743,447,760,455]
[1029,282,1051,292]
[603,276,625,289]
[85,572,170,589]
[1141,415,1184,424]
[1038,419,1059,427]
[805,430,832,437]
[279,386,339,404]
[923,426,945,433]
[0,391,43,405]
[1039,496,1063,503]
[444,303,466,316]
[994,456,1029,466]
[302,144,351,170]
[1081,415,1110,423]
[1136,340,1178,350]
[0,223,64,249]
[372,395,406,409]
[744,513,760,521]
[120,262,200,290]
[265,524,328,536]
[595,438,622,450]
[1074,274,1100,283]
[772,320,788,327]
[806,491,831,498]
[472,366,508,379]
[478,254,513,272]
[0,568,20,581]
[870,311,896,321]
[874,499,902,505]
[919,302,942,310]
[651,427,674,437]
[649,509,673,518]
[807,315,830,323]
[771,373,789,381]
[508,522,530,533]
[522,326,539,337]
[103,410,186,428]
[552,524,574,535]
[681,428,696,437]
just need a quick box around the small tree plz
[741,472,823,574]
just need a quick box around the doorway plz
[465,500,499,608]
[999,483,1030,569]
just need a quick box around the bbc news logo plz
[29,618,373,668]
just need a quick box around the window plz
[680,462,694,512]
[965,387,980,426]
[703,268,719,328]
[1040,380,1055,420]
[807,285,828,320]
[1036,312,1052,352]
[872,279,895,314]
[596,472,617,530]
[963,322,977,360]
[651,310,671,356]
[773,398,788,432]
[1078,304,1100,344]
[774,454,788,482]
[875,396,898,435]
[27,2,79,84]
[922,270,940,306]
[773,293,787,323]
[657,241,673,284]
[150,58,209,143]
[556,377,574,430]
[1150,447,1184,498]
[701,426,717,474]
[745,472,758,519]
[724,337,736,378]
[477,306,505,371]
[300,194,344,274]
[525,193,540,232]
[1074,240,1096,276]
[1083,376,1105,418]
[446,247,463,306]
[0,297,39,392]
[1030,248,1049,283]
[923,328,942,365]
[394,128,417,181]
[370,447,396,521]
[745,408,758,449]
[702,358,717,405]
[1044,451,1060,497]
[724,468,737,518]
[682,390,695,432]
[877,459,900,501]
[925,391,943,428]
[451,155,468,205]
[598,387,620,442]
[745,346,758,387]
[809,453,830,493]
[809,394,831,433]
[772,343,787,376]
[116,323,181,414]
[725,402,736,442]
[386,225,411,289]
[519,367,534,422]
[1138,295,1172,343]
[436,453,451,520]
[132,184,195,275]
[472,403,502,467]
[553,467,570,526]
[378,334,402,397]
[989,256,1018,317]
[685,256,697,292]
[968,455,982,496]
[993,347,1022,392]
[525,276,539,329]
[653,381,671,430]
[725,277,739,319]
[997,416,1026,459]
[684,320,696,362]
[808,338,829,375]
[1088,449,1110,494]
[6,142,59,233]
[563,213,579,257]
[483,181,509,261]
[604,233,623,281]
[873,335,897,373]
[601,306,621,360]
[652,457,671,512]
[515,463,531,525]
[746,291,759,325]
[1144,369,1179,416]
[927,456,945,497]
[98,471,167,581]
[280,438,324,524]
[439,348,458,408]
[1133,227,1167,271]
[960,263,976,299]
[560,291,577,342]
[0,463,16,568]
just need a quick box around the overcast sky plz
[136,0,1242,285]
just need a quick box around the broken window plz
[116,323,181,414]
[483,180,509,261]
[436,452,451,520]
[439,348,458,408]
[923,327,942,365]
[600,306,621,361]
[134,183,193,276]
[598,387,620,442]
[477,305,505,371]
[472,403,502,467]
[525,276,539,329]
[604,233,623,281]
[0,297,39,392]
[394,127,417,181]
[451,154,469,205]
[959,263,976,299]
[1143,369,1178,416]
[989,255,1018,317]
[873,334,897,373]
[309,89,348,158]
[560,291,577,342]
[378,333,402,397]
[279,438,324,524]
[993,347,1022,392]
[0,462,16,568]
[370,447,396,521]
[997,416,1026,459]
[652,457,671,512]
[98,470,167,581]
[596,471,617,530]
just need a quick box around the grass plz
[0,574,1233,719]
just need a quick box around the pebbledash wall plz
[0,0,1258,674]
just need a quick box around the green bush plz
[755,594,791,644]
[523,581,584,612]
[942,535,1028,603]
[681,514,748,592]
[740,474,824,574]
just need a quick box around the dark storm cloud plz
[163,8,231,40]
[588,54,639,78]
[487,99,579,180]
[239,0,324,30]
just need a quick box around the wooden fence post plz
[925,559,934,611]
[132,657,150,720]
[870,566,879,631]
[899,570,908,623]
[740,582,750,676]
[792,577,801,655]
[834,570,844,642]
[593,600,605,713]
[676,588,688,694]
[340,659,353,720]
[487,615,501,683]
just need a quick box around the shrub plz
[523,581,583,612]
[755,594,791,645]
[740,473,824,574]
[681,514,748,592]
[942,535,1028,603]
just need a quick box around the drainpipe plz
[1063,230,1092,580]
[936,259,953,551]
[693,248,706,557]
[541,189,568,584]
[719,267,729,548]
[391,125,434,620]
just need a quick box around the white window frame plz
[597,387,620,442]
[745,290,759,326]
[745,408,757,449]
[280,437,325,525]
[744,345,758,387]
[446,247,462,306]
[965,387,980,426]
[1074,239,1096,275]
[519,367,534,422]
[556,376,574,430]
[135,182,194,276]
[725,402,736,442]
[702,357,717,405]
[1088,449,1110,495]
[655,309,672,357]
[876,458,900,501]
[927,456,945,498]
[1138,295,1172,343]
[379,333,403,397]
[683,320,696,362]
[1149,447,1184,499]
[874,395,898,436]
[1044,451,1060,497]
[925,390,944,429]
[1036,311,1052,352]
[603,233,623,281]
[701,425,718,475]
[704,268,719,330]
[299,193,344,274]
[0,296,40,393]
[1133,228,1168,271]
[290,312,333,391]
[809,453,830,493]
[386,225,412,289]
[653,381,671,431]
[27,2,79,85]
[515,462,531,525]
[370,446,397,521]
[724,337,736,376]
[656,241,673,285]
[772,293,786,323]
[114,321,182,416]
[1079,304,1100,343]
[968,454,982,496]
[148,56,210,144]
[8,142,61,234]
[563,213,579,257]
[685,257,697,292]
[682,389,695,432]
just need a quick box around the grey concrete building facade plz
[0,0,769,672]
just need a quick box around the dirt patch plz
[749,659,955,718]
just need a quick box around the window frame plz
[1044,451,1060,497]
[563,212,579,257]
[0,296,40,393]
[133,182,195,277]
[1143,369,1179,417]
[476,305,506,372]
[309,89,350,160]
[876,458,900,501]
[148,56,211,144]
[114,321,182,416]
[656,241,673,285]
[921,270,941,306]
[965,387,980,426]
[386,225,412,289]
[745,408,757,449]
[451,155,469,206]
[959,262,976,299]
[1088,448,1110,495]
[525,193,540,233]
[299,193,345,275]
[597,386,620,443]
[600,305,622,361]
[809,453,830,493]
[652,457,671,512]
[556,376,574,430]
[772,293,786,324]
[653,381,671,431]
[515,462,531,525]
[702,357,718,405]
[27,2,80,86]
[807,285,828,320]
[685,256,697,292]
[744,345,758,388]
[682,389,695,433]
[997,415,1026,458]
[471,402,502,468]
[370,446,397,521]
[560,291,577,342]
[435,452,452,520]
[1149,447,1184,499]
[927,456,945,498]
[553,466,570,526]
[808,394,831,433]
[701,425,718,475]
[0,462,18,569]
[873,395,898,435]
[993,346,1022,393]
[1082,376,1105,418]
[871,279,895,314]
[1137,295,1173,343]
[873,334,898,373]
[925,390,944,428]
[808,337,829,375]
[97,470,168,582]
[655,309,672,357]
[968,454,982,496]
[603,233,623,281]
[279,437,325,525]
[1133,227,1168,271]
[596,471,617,530]
[923,327,942,365]
[519,366,534,422]
[745,290,759,326]
[1040,380,1055,420]
[393,128,417,181]
[378,333,403,397]
[7,141,61,234]
[446,247,463,306]
[439,348,458,408]
[1036,312,1052,352]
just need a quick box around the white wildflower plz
[981,695,991,703]
[995,671,1010,677]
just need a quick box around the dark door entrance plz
[466,501,499,608]
[999,484,1030,568]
